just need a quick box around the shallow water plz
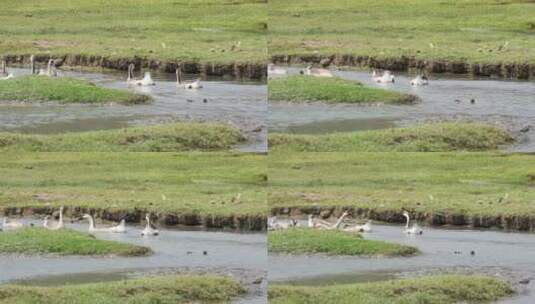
[0,67,267,152]
[269,67,535,152]
[0,219,267,303]
[269,223,535,303]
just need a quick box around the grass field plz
[0,0,267,64]
[0,228,151,256]
[269,0,535,64]
[0,122,243,152]
[269,152,535,218]
[268,76,418,104]
[0,76,150,104]
[269,275,513,304]
[268,229,418,256]
[0,153,266,218]
[0,275,244,304]
[269,123,513,152]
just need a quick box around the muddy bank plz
[271,206,535,232]
[4,54,267,80]
[1,206,266,231]
[271,54,535,80]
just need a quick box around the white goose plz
[176,68,202,89]
[268,64,287,76]
[0,60,13,80]
[44,206,64,230]
[141,214,159,236]
[268,216,295,230]
[305,65,334,77]
[342,220,372,233]
[403,211,423,235]
[2,217,23,230]
[410,74,429,86]
[127,64,155,86]
[83,214,126,233]
[372,69,395,83]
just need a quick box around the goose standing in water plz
[0,59,13,80]
[372,69,395,83]
[410,74,429,86]
[82,214,126,233]
[403,211,423,235]
[44,206,64,230]
[141,214,159,236]
[342,220,372,233]
[305,65,334,77]
[176,68,202,89]
[127,64,155,86]
[2,217,23,230]
[268,64,287,76]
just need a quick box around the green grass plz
[0,274,244,304]
[269,123,514,152]
[269,275,513,304]
[0,122,243,152]
[268,229,418,256]
[269,152,535,218]
[0,228,151,256]
[269,76,418,104]
[0,0,267,64]
[0,153,266,217]
[0,76,150,104]
[269,0,535,65]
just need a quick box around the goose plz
[268,217,295,230]
[342,220,372,233]
[127,64,155,86]
[305,65,333,78]
[316,211,350,230]
[82,214,126,233]
[176,68,202,89]
[308,214,332,229]
[0,60,13,80]
[44,206,64,230]
[141,214,159,236]
[2,217,23,230]
[410,74,429,86]
[403,211,423,235]
[372,69,395,83]
[268,64,287,76]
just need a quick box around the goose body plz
[0,59,13,80]
[0,73,13,80]
[308,214,332,229]
[403,211,423,235]
[268,64,287,76]
[176,68,202,89]
[315,211,349,230]
[343,220,372,233]
[410,75,429,86]
[2,217,23,230]
[83,214,126,233]
[268,216,296,230]
[372,70,395,83]
[127,64,155,86]
[44,206,64,230]
[141,214,159,236]
[305,66,333,78]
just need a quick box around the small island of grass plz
[269,123,514,152]
[269,275,513,304]
[268,75,419,104]
[0,76,151,104]
[0,122,244,152]
[0,228,151,256]
[268,229,418,257]
[0,274,245,304]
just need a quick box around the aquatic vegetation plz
[0,275,245,304]
[268,228,418,256]
[269,275,513,304]
[269,76,418,104]
[0,228,151,256]
[0,122,244,152]
[269,123,514,152]
[0,76,150,104]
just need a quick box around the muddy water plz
[269,223,535,303]
[269,67,535,152]
[0,67,267,152]
[0,219,267,303]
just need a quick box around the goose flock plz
[269,210,424,235]
[1,207,159,236]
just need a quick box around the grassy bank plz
[0,275,244,304]
[269,275,513,304]
[0,153,266,220]
[0,0,266,65]
[0,228,150,256]
[0,76,150,104]
[268,76,418,104]
[269,123,513,152]
[269,152,535,221]
[269,0,535,65]
[0,122,243,152]
[269,229,418,257]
